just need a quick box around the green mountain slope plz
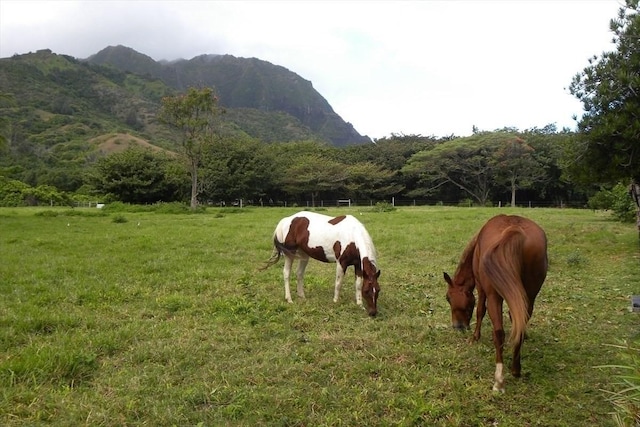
[87,45,370,146]
[0,47,370,189]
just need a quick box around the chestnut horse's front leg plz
[487,295,506,392]
[473,286,486,342]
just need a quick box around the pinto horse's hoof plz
[492,384,505,393]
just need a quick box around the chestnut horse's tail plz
[482,226,529,344]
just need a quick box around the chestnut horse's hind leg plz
[333,263,346,303]
[511,300,534,377]
[283,256,294,303]
[487,296,506,392]
[511,336,524,378]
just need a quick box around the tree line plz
[0,124,611,208]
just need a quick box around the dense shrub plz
[588,183,637,222]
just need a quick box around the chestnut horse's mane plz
[454,231,479,280]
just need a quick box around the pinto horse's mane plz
[350,216,378,266]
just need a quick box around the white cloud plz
[0,0,621,139]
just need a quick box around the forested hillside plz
[0,47,368,193]
[87,45,370,147]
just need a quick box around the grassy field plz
[0,206,638,426]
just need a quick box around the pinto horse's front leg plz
[354,274,363,307]
[333,263,346,303]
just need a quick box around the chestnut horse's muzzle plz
[452,321,469,331]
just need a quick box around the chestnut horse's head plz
[443,272,475,330]
[362,258,381,317]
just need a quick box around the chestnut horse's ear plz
[443,272,453,286]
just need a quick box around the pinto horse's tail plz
[259,235,296,271]
[482,226,529,345]
[259,236,284,271]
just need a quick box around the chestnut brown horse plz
[444,214,548,392]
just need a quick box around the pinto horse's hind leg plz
[296,257,309,299]
[283,256,294,303]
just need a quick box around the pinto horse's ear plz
[443,272,453,286]
[375,270,381,279]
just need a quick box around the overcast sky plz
[0,0,622,139]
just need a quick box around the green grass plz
[0,206,638,426]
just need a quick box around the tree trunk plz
[511,180,517,208]
[190,160,198,210]
[630,180,640,242]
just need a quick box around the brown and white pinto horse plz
[261,211,381,316]
[444,214,548,392]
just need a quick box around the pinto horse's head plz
[443,272,474,330]
[362,258,381,317]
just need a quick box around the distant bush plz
[154,202,193,214]
[371,201,396,213]
[34,210,59,217]
[588,183,636,222]
[61,209,108,217]
[102,201,206,214]
[111,214,128,223]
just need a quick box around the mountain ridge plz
[0,46,369,192]
[86,45,370,146]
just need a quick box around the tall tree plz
[89,148,186,204]
[402,134,498,205]
[344,162,404,201]
[494,136,546,207]
[158,87,223,209]
[200,135,275,204]
[568,0,640,185]
[402,132,547,206]
[278,153,348,206]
